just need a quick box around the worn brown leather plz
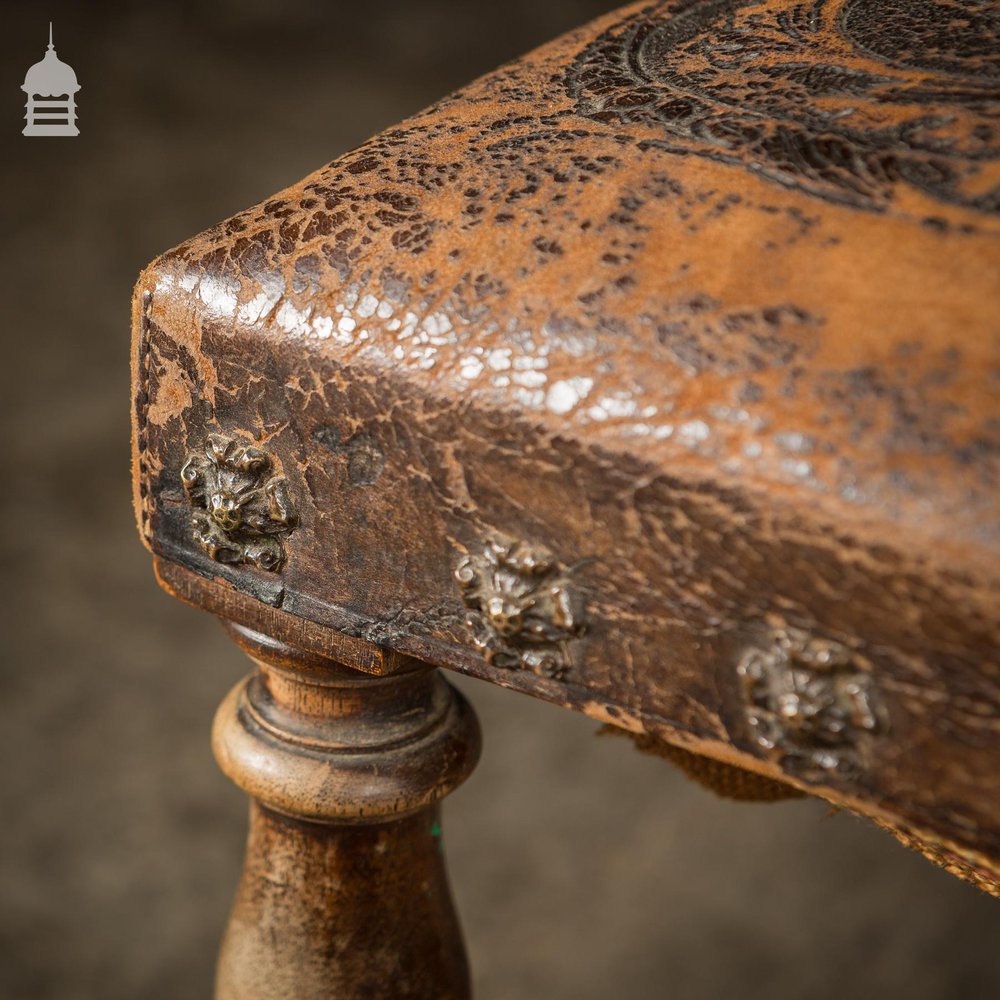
[131,1,1000,883]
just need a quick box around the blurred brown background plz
[2,2,998,998]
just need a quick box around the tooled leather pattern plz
[566,0,1000,214]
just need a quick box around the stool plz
[131,2,1000,996]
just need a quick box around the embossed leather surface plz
[132,1,1000,877]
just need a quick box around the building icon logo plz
[22,24,80,137]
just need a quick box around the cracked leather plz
[131,1,1000,881]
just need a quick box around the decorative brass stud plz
[737,626,886,782]
[181,434,297,572]
[455,534,584,679]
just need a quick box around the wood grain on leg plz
[212,623,480,1000]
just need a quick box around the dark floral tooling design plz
[180,434,298,572]
[737,625,886,781]
[565,0,1000,214]
[455,535,585,680]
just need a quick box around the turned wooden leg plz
[211,623,481,1000]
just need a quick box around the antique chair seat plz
[131,1,1000,995]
